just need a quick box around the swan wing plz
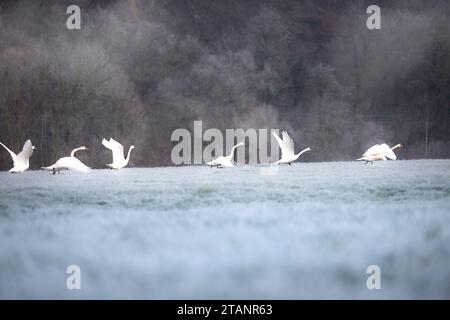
[108,138,125,163]
[102,138,125,163]
[221,160,234,168]
[53,157,91,173]
[0,140,17,161]
[273,131,295,158]
[272,132,284,150]
[378,143,397,160]
[68,158,91,173]
[363,144,381,157]
[15,139,34,164]
[272,132,287,156]
[281,131,295,155]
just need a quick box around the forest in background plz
[0,0,449,168]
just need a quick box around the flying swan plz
[101,138,135,170]
[357,143,402,163]
[42,146,91,174]
[0,139,36,173]
[206,142,244,168]
[272,131,311,165]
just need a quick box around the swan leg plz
[288,162,292,166]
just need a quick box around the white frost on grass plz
[0,160,450,299]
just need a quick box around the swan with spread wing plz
[0,139,36,173]
[272,131,311,165]
[102,138,135,170]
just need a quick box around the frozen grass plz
[0,160,450,299]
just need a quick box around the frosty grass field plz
[0,160,449,299]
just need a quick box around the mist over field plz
[0,0,449,169]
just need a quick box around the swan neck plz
[227,144,240,158]
[70,147,82,157]
[296,148,310,157]
[126,147,134,162]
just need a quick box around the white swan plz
[206,142,244,168]
[101,138,135,170]
[272,131,311,165]
[42,146,91,174]
[0,139,36,173]
[357,143,402,163]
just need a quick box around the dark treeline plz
[0,0,449,169]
